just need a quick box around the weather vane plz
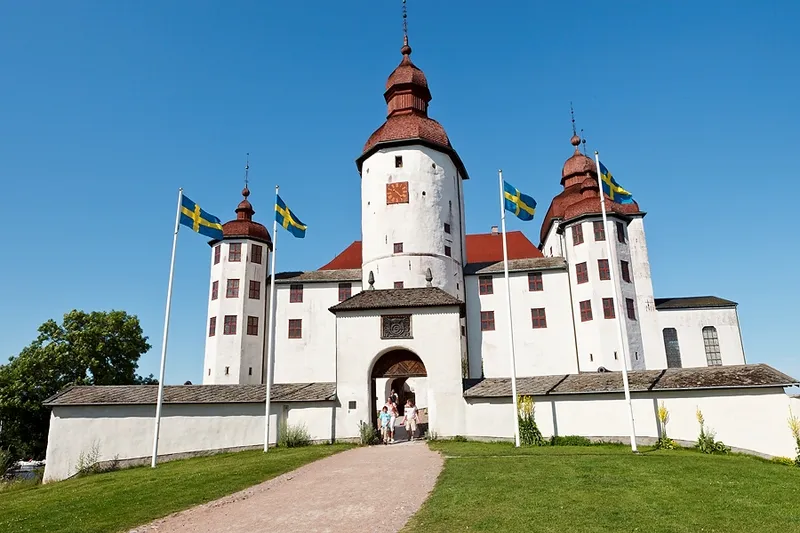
[244,153,250,189]
[402,0,408,41]
[570,101,577,136]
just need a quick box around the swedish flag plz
[503,181,536,221]
[275,195,307,238]
[179,195,224,240]
[599,162,634,204]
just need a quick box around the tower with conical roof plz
[203,178,273,385]
[355,31,469,299]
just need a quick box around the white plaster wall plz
[465,268,578,379]
[203,240,269,385]
[464,388,798,458]
[43,401,334,483]
[361,146,465,299]
[271,281,361,384]
[656,307,745,368]
[334,307,464,439]
[406,377,428,409]
[541,222,564,258]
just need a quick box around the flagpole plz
[264,185,279,452]
[151,187,183,468]
[593,151,638,453]
[498,170,521,448]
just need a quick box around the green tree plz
[0,310,152,459]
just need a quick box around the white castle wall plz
[360,146,466,299]
[657,307,746,368]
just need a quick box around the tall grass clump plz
[518,395,544,446]
[788,408,800,467]
[695,408,730,455]
[655,401,676,450]
[278,422,311,448]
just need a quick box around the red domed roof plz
[211,187,273,248]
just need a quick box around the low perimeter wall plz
[464,387,800,458]
[43,401,335,483]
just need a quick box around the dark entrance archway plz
[370,349,427,431]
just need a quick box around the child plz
[379,406,392,444]
[404,399,418,441]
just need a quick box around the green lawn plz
[0,443,353,533]
[404,442,800,533]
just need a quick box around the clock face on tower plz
[386,181,409,205]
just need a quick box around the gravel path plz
[129,441,442,533]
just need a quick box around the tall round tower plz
[202,186,272,384]
[355,36,469,299]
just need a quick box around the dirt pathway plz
[129,441,442,533]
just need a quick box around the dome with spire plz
[211,186,273,248]
[561,134,597,184]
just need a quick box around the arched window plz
[662,328,682,368]
[702,326,722,366]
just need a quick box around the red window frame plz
[208,316,216,337]
[621,261,631,283]
[226,279,240,298]
[211,280,219,300]
[247,316,258,336]
[602,297,615,319]
[251,244,263,264]
[223,315,237,335]
[579,300,593,322]
[528,272,543,291]
[531,308,547,329]
[393,242,403,253]
[598,259,610,281]
[479,276,493,295]
[616,221,626,243]
[338,282,352,302]
[480,311,495,331]
[576,262,589,284]
[288,319,302,339]
[289,284,303,303]
[394,281,404,289]
[249,280,260,299]
[213,245,221,265]
[229,243,242,262]
[626,298,636,320]
[572,224,584,245]
[593,221,606,241]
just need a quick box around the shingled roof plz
[462,364,797,398]
[273,269,361,283]
[44,382,336,407]
[464,257,566,276]
[329,287,463,313]
[654,296,738,310]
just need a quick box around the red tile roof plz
[319,231,542,270]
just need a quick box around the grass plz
[0,443,353,533]
[403,441,800,533]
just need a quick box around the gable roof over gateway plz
[329,287,463,313]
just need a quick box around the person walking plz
[386,398,398,443]
[379,406,392,445]
[404,399,419,441]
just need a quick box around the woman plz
[404,399,418,441]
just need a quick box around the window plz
[598,259,610,281]
[593,221,606,241]
[338,282,352,302]
[579,300,593,322]
[480,311,495,331]
[663,328,682,368]
[251,244,263,264]
[572,224,584,245]
[621,260,631,282]
[247,316,258,336]
[444,223,451,234]
[528,272,543,291]
[395,155,403,168]
[602,297,615,319]
[394,281,404,289]
[225,366,229,375]
[702,326,722,366]
[214,245,221,265]
[288,319,302,339]
[208,368,211,376]
[211,280,219,300]
[393,242,403,253]
[229,243,242,262]
[444,245,452,257]
[576,262,589,284]
[461,325,466,336]
[531,308,547,329]
[626,298,636,320]
[616,221,626,243]
[223,315,237,335]
[249,367,252,376]
[226,279,240,298]
[249,280,260,299]
[208,316,216,337]
[289,284,303,303]
[479,276,493,295]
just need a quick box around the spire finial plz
[242,153,250,198]
[569,103,582,154]
[401,0,411,55]
[570,102,577,136]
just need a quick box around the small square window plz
[479,276,493,295]
[288,319,302,339]
[572,224,584,245]
[576,262,588,284]
[214,245,221,265]
[393,242,403,253]
[226,279,240,298]
[208,316,216,337]
[531,308,547,329]
[223,315,237,335]
[225,366,229,375]
[616,221,626,244]
[394,281,404,289]
[444,223,451,234]
[338,282,352,302]
[211,280,219,300]
[579,300,593,322]
[593,221,606,241]
[621,261,631,283]
[348,400,357,410]
[528,272,543,291]
[626,298,636,320]
[249,367,253,376]
[290,284,303,303]
[229,243,242,262]
[247,316,259,335]
[444,245,452,257]
[602,297,615,319]
[598,259,610,281]
[251,244,263,264]
[395,155,403,168]
[480,311,495,331]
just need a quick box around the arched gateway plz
[370,349,427,430]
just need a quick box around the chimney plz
[491,225,499,235]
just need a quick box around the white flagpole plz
[264,185,279,452]
[498,170,521,448]
[594,151,638,453]
[151,187,183,468]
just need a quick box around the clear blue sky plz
[1,1,798,383]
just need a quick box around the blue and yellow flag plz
[275,194,307,239]
[503,181,536,221]
[179,195,224,240]
[598,162,634,204]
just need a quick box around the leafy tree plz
[0,310,152,459]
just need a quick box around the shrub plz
[771,456,796,467]
[451,435,468,442]
[76,442,102,476]
[0,449,14,478]
[695,409,730,455]
[549,435,592,446]
[788,408,800,467]
[655,401,677,450]
[518,395,544,446]
[278,422,311,448]
[358,421,379,446]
